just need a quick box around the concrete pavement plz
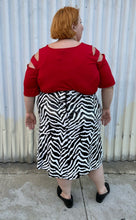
[0,162,136,220]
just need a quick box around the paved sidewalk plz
[0,162,136,220]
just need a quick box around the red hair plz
[50,7,79,40]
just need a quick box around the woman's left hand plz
[25,112,36,129]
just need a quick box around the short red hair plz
[50,7,79,40]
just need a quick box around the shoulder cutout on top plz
[92,46,96,55]
[92,46,103,62]
[28,51,39,69]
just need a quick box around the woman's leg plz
[56,178,72,199]
[88,164,107,194]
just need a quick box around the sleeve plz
[97,54,115,88]
[23,55,40,97]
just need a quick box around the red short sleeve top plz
[24,43,115,96]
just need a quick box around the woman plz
[24,6,115,208]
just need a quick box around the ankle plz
[97,185,107,195]
[61,192,71,199]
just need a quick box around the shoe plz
[57,185,73,208]
[96,182,110,203]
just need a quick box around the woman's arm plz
[24,96,36,129]
[24,52,39,129]
[24,96,35,113]
[101,87,113,110]
[94,50,114,126]
[101,86,114,126]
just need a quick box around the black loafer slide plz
[96,182,110,203]
[57,185,73,208]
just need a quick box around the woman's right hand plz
[101,109,111,126]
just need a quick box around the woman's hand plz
[25,112,36,129]
[101,109,111,126]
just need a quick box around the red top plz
[24,42,115,96]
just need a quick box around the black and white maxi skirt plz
[36,90,103,180]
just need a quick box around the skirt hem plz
[36,160,103,180]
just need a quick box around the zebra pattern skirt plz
[36,90,103,180]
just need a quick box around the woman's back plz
[38,42,100,94]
